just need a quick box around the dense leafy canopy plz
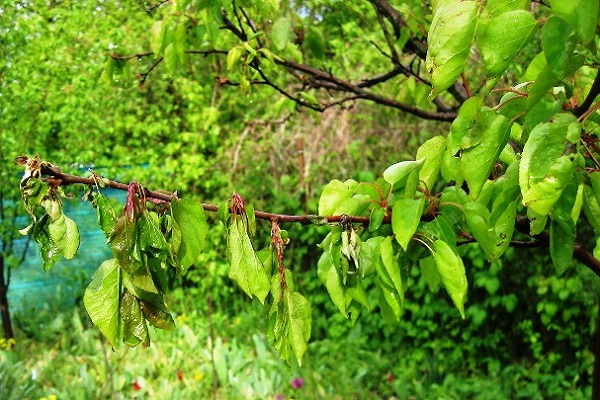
[6,0,600,374]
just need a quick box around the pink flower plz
[133,381,142,391]
[291,377,304,389]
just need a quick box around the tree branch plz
[19,158,600,278]
[575,69,600,117]
[515,215,600,278]
[33,159,378,226]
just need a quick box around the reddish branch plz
[23,158,600,279]
[35,160,377,226]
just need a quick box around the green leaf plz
[464,199,516,260]
[120,290,148,347]
[84,259,122,348]
[461,112,511,198]
[548,0,599,43]
[267,290,312,366]
[109,211,141,274]
[392,198,425,251]
[48,213,80,260]
[477,10,538,77]
[420,257,441,291]
[318,179,369,216]
[20,177,48,217]
[583,185,600,232]
[550,217,574,275]
[383,160,424,187]
[271,17,293,50]
[227,46,245,71]
[432,240,467,318]
[32,216,62,270]
[369,207,386,232]
[172,198,208,272]
[416,136,447,192]
[358,236,385,278]
[227,217,270,303]
[164,43,179,74]
[380,237,405,306]
[484,0,529,17]
[542,17,575,80]
[304,26,325,60]
[317,253,347,317]
[426,1,478,98]
[519,114,580,215]
[91,192,117,237]
[150,20,166,55]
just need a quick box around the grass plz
[0,286,593,400]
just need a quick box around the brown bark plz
[0,254,15,341]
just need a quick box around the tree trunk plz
[593,293,600,400]
[0,254,15,341]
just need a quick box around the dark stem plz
[575,69,600,118]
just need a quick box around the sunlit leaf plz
[171,198,208,273]
[392,198,425,251]
[426,1,478,98]
[227,217,270,303]
[84,259,122,348]
[477,10,538,77]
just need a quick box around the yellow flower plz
[194,371,204,381]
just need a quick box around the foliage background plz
[1,0,599,398]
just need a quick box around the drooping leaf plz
[432,240,467,318]
[120,290,149,347]
[392,198,425,251]
[420,257,442,291]
[109,211,141,274]
[171,198,208,272]
[32,215,62,270]
[549,217,574,275]
[48,213,80,260]
[91,191,117,237]
[150,20,166,55]
[380,237,405,306]
[84,259,122,348]
[227,217,270,303]
[426,1,478,98]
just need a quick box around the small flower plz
[274,394,285,400]
[177,370,184,381]
[194,371,204,381]
[291,377,304,389]
[386,372,395,383]
[31,369,37,380]
[133,381,142,391]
